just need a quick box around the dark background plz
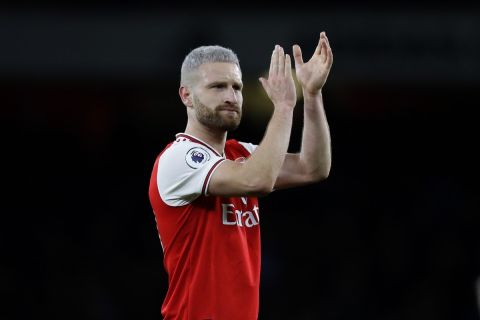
[2,1,479,319]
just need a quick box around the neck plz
[184,121,227,156]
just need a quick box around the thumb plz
[258,77,269,91]
[292,45,304,67]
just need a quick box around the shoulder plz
[160,137,217,169]
[156,136,225,206]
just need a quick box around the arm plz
[275,31,334,189]
[208,45,297,197]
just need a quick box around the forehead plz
[196,62,242,84]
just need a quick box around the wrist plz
[273,101,295,111]
[272,105,294,118]
[302,89,322,100]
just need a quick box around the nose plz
[224,87,239,104]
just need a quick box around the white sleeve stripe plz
[202,158,226,196]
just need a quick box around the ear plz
[179,86,193,107]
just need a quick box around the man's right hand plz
[208,45,297,198]
[259,45,297,110]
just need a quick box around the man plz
[148,32,333,319]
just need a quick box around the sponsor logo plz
[185,147,210,169]
[222,202,260,227]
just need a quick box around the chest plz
[218,196,260,228]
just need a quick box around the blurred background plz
[2,1,479,319]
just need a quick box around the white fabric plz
[157,139,224,207]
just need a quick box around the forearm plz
[299,90,331,179]
[242,106,294,191]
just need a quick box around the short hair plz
[180,45,241,86]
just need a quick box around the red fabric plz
[149,139,261,320]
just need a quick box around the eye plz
[233,84,243,91]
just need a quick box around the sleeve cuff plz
[202,158,226,196]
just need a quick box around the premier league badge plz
[185,147,210,169]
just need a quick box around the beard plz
[193,95,242,132]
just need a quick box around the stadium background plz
[2,1,479,319]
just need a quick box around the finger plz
[285,54,292,78]
[321,40,328,63]
[268,46,277,78]
[278,46,285,76]
[324,33,333,65]
[326,45,333,67]
[292,44,304,67]
[324,32,330,47]
[271,45,279,77]
[320,32,332,65]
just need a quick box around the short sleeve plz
[238,141,258,155]
[156,141,225,206]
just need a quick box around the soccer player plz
[148,32,333,319]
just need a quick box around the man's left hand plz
[293,31,333,96]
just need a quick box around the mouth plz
[218,107,240,114]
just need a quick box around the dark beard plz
[193,96,241,132]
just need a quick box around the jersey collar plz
[176,133,225,158]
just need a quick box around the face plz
[189,62,243,132]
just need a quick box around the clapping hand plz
[293,32,333,96]
[259,45,297,110]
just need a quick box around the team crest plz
[185,147,210,169]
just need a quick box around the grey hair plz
[180,45,240,86]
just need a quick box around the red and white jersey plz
[148,133,260,320]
